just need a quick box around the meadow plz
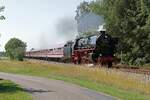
[0,59,149,100]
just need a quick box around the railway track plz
[114,65,150,75]
[27,59,150,75]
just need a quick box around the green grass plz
[0,60,150,100]
[0,79,32,100]
[51,76,150,100]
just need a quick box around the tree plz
[0,5,5,49]
[90,0,150,65]
[75,1,90,20]
[0,6,5,20]
[105,0,150,64]
[5,38,26,61]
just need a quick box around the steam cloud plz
[55,16,78,40]
[36,16,78,50]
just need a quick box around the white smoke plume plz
[36,16,78,50]
[55,16,78,40]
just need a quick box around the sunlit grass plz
[0,59,149,100]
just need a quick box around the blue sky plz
[0,0,91,51]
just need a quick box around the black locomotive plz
[26,30,118,68]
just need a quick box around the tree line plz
[77,0,150,65]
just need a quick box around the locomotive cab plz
[72,34,99,64]
[73,35,98,50]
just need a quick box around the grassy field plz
[0,79,32,100]
[0,59,150,100]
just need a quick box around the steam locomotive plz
[25,30,118,68]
